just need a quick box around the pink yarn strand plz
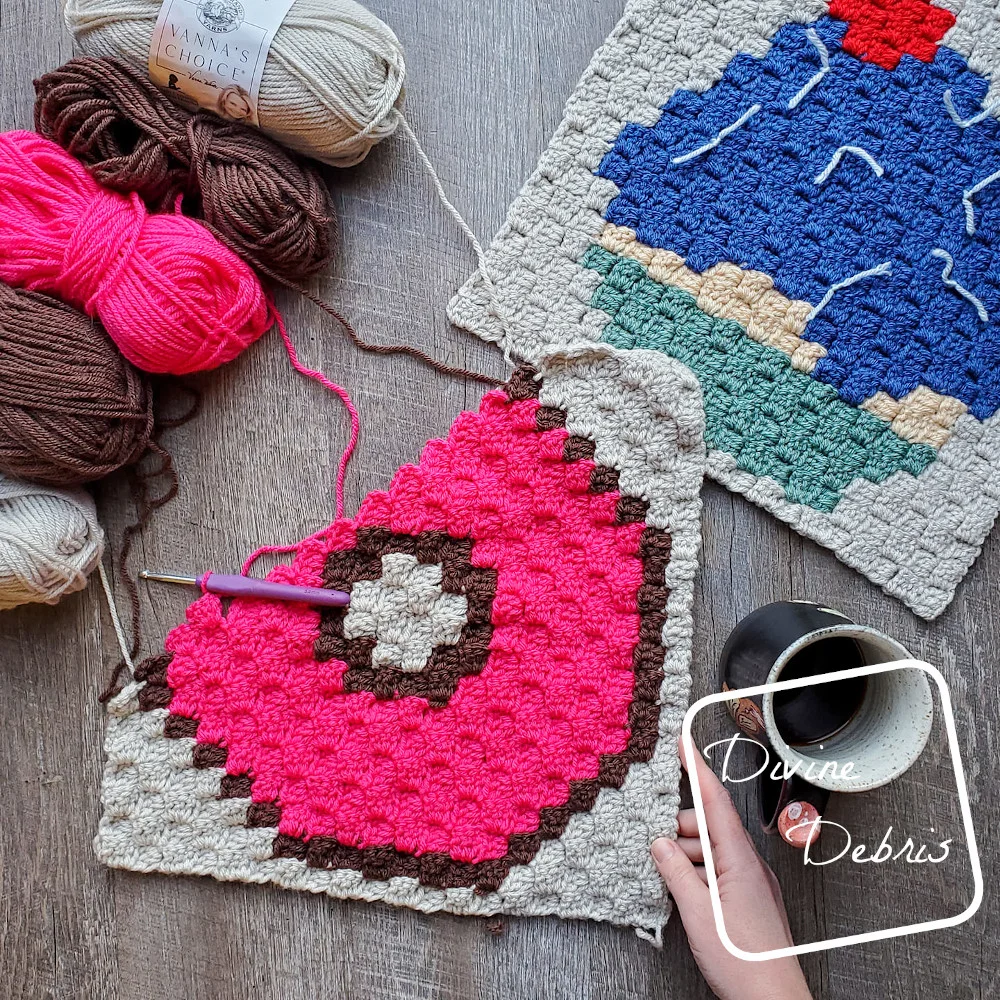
[241,312,360,578]
[240,543,301,577]
[276,313,359,517]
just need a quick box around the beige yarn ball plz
[63,0,406,166]
[0,475,104,611]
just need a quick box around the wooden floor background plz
[1,1,996,997]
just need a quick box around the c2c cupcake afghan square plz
[450,0,1000,619]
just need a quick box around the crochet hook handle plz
[140,570,350,608]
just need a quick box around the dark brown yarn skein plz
[34,56,334,283]
[0,282,153,486]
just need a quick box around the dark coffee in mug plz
[720,601,933,801]
[771,636,868,746]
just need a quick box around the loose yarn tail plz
[286,280,500,386]
[98,384,201,702]
[119,442,181,652]
[262,113,508,388]
[395,114,499,318]
[395,112,518,368]
[283,112,514,382]
[240,530,330,578]
[96,559,135,702]
[240,314,361,577]
[275,312,359,521]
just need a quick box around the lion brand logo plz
[196,0,245,33]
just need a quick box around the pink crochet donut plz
[145,370,670,890]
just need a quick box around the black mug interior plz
[770,635,868,746]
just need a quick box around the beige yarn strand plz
[97,559,136,672]
[395,113,515,363]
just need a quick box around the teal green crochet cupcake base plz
[582,246,936,514]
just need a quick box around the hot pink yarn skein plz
[0,130,272,375]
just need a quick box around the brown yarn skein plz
[34,56,334,283]
[35,57,499,387]
[0,282,153,486]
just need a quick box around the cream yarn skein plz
[64,0,406,166]
[0,475,104,611]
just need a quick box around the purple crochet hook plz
[139,570,350,608]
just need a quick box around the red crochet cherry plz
[830,0,956,70]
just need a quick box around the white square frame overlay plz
[682,659,983,960]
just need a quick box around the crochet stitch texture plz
[97,345,705,936]
[449,0,1000,619]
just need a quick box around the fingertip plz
[651,837,676,865]
[651,835,709,912]
[677,735,690,771]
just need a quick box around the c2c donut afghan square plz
[96,346,705,939]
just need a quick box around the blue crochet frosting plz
[598,17,1000,419]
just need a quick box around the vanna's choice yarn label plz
[148,0,295,125]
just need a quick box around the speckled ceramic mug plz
[720,602,934,845]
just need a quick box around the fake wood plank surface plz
[0,1,996,998]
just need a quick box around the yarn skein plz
[34,57,335,284]
[0,473,104,611]
[0,281,153,486]
[64,0,406,167]
[0,130,272,376]
[33,59,501,387]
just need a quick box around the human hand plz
[651,739,813,1000]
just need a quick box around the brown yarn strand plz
[35,56,499,387]
[121,443,179,654]
[98,383,201,703]
[0,281,154,485]
[97,443,182,704]
[287,281,501,387]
